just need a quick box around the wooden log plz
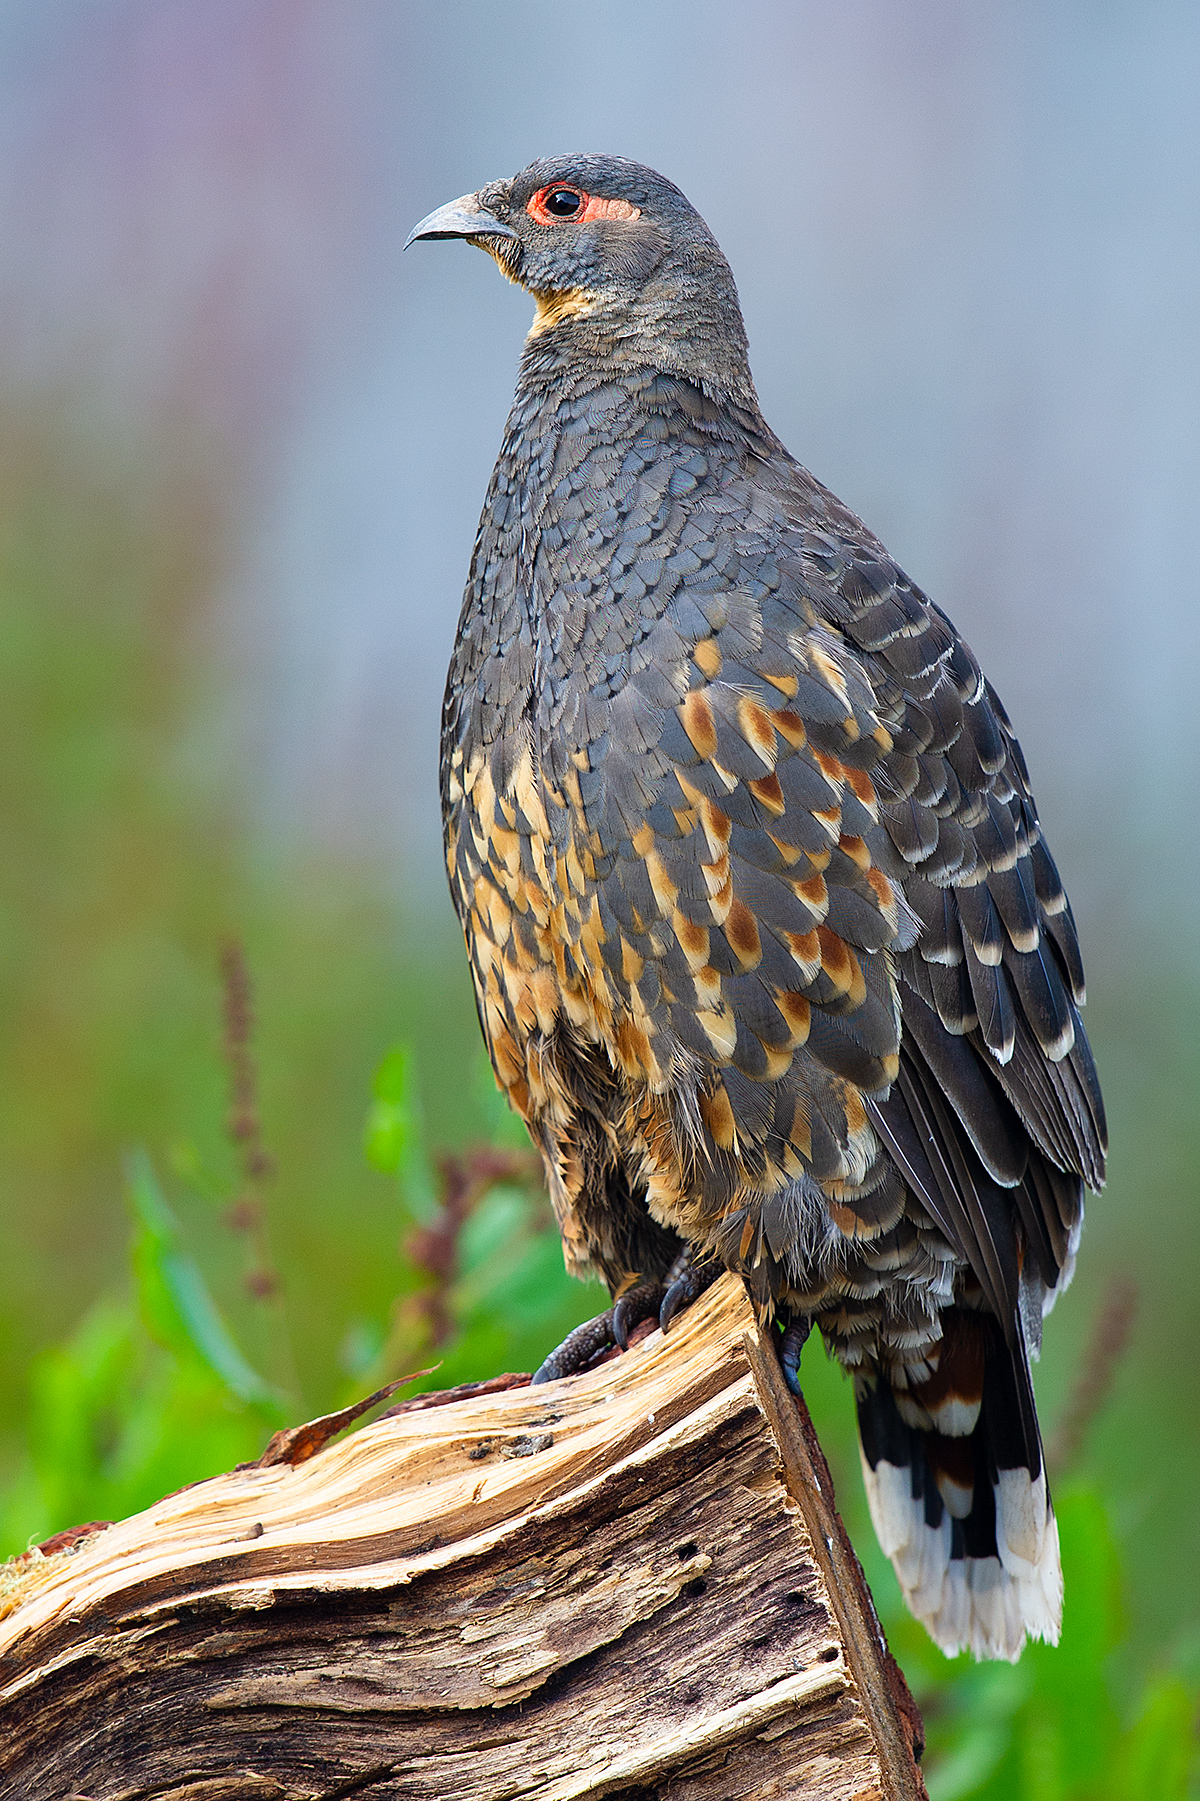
[0,1275,926,1800]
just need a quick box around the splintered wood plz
[0,1276,925,1800]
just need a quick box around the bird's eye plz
[526,185,642,227]
[528,185,586,224]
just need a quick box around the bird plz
[407,155,1106,1662]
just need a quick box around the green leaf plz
[364,1045,416,1174]
[1109,1676,1198,1801]
[927,1722,1009,1801]
[167,1137,228,1204]
[22,1300,138,1528]
[124,1149,284,1415]
[455,1186,529,1283]
[363,1043,438,1222]
[1020,1483,1124,1793]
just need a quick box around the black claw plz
[659,1257,722,1334]
[658,1277,690,1336]
[612,1280,665,1350]
[779,1314,812,1396]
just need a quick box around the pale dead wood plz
[0,1276,925,1801]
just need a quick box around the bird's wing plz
[583,592,913,1209]
[789,491,1107,1314]
[561,456,1105,1321]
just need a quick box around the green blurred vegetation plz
[0,440,1197,1793]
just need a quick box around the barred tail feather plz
[855,1313,1062,1661]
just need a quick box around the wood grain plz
[0,1276,925,1800]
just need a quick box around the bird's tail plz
[854,1307,1061,1662]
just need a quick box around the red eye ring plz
[531,185,584,222]
[526,186,642,227]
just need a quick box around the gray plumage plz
[411,154,1106,1661]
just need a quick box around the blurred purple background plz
[1,0,1195,947]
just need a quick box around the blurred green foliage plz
[0,439,1197,1791]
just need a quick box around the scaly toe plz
[531,1310,618,1384]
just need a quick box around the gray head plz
[407,154,756,404]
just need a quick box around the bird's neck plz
[514,262,762,419]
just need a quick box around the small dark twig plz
[219,937,280,1301]
[1047,1276,1139,1479]
[384,1370,532,1417]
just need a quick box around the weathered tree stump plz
[0,1276,925,1799]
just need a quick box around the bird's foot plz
[530,1251,723,1385]
[528,1310,625,1385]
[778,1313,813,1396]
[530,1281,665,1386]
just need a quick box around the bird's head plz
[407,154,755,402]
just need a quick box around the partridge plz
[408,155,1106,1661]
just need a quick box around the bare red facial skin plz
[526,185,641,226]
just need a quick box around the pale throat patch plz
[473,240,593,337]
[527,289,596,338]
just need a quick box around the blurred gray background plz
[1,0,1196,954]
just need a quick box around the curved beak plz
[404,193,517,252]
